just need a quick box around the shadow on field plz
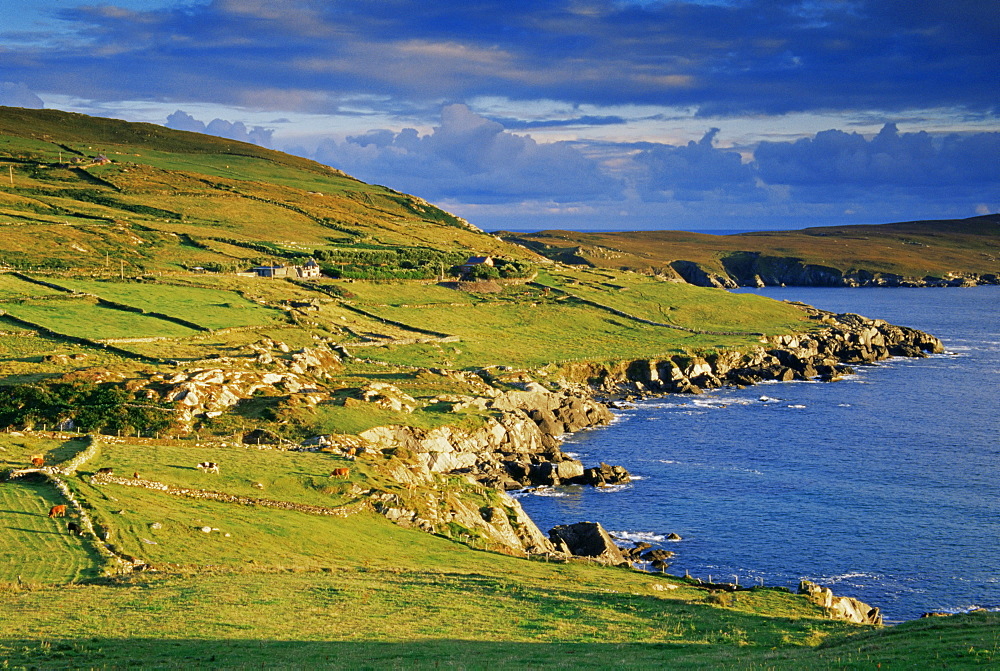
[4,527,63,535]
[0,509,37,516]
[0,638,698,669]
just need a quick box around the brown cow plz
[48,504,67,518]
[31,456,45,468]
[329,467,350,479]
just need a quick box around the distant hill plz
[0,106,529,275]
[500,215,1000,287]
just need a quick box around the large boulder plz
[548,521,627,565]
[799,580,883,626]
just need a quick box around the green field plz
[46,278,285,330]
[0,479,98,583]
[1,298,201,340]
[0,274,66,300]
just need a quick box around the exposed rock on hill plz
[800,579,883,626]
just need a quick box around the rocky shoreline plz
[321,305,943,552]
[321,304,940,624]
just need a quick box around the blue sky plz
[1,0,997,232]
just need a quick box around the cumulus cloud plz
[632,129,761,202]
[755,124,1000,187]
[165,110,273,146]
[311,104,621,204]
[304,106,999,228]
[0,82,44,109]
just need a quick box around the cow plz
[96,467,114,476]
[30,455,45,468]
[329,467,350,479]
[133,472,140,479]
[48,504,67,518]
[67,521,83,536]
[197,461,220,474]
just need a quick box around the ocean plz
[516,285,999,622]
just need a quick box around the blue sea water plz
[516,285,999,622]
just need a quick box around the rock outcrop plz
[558,307,944,397]
[354,387,622,490]
[799,579,883,626]
[549,521,627,565]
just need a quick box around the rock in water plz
[548,521,627,565]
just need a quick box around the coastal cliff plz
[672,254,998,289]
[305,305,944,558]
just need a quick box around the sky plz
[1,0,998,232]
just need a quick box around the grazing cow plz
[67,521,83,536]
[96,467,114,475]
[31,456,45,468]
[133,472,140,479]
[197,461,220,474]
[329,467,350,479]
[48,504,67,518]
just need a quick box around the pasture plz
[0,479,98,584]
[45,279,284,330]
[536,268,812,334]
[79,439,362,510]
[1,298,201,340]
[0,274,66,300]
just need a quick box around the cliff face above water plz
[500,214,1000,288]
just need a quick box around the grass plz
[307,399,491,436]
[0,274,66,300]
[0,107,524,275]
[536,268,809,333]
[1,298,201,340]
[43,278,284,330]
[0,479,99,584]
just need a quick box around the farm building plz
[457,256,493,274]
[250,260,322,279]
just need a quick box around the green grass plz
[44,278,284,330]
[80,440,360,509]
[0,274,66,300]
[1,298,201,340]
[537,269,809,333]
[362,298,773,369]
[0,479,99,584]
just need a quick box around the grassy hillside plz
[0,106,524,275]
[2,433,996,669]
[502,215,1000,284]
